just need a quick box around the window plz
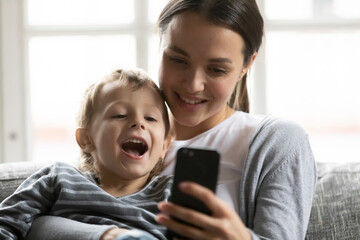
[257,0,360,163]
[1,0,359,164]
[0,0,168,163]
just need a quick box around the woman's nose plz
[183,69,205,93]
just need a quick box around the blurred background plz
[0,0,359,164]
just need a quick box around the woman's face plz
[158,12,250,135]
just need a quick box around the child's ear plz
[160,135,172,159]
[75,128,94,153]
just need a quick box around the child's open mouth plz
[121,138,148,158]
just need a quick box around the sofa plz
[1,161,360,239]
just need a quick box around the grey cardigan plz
[242,117,317,239]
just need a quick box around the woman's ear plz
[239,52,258,80]
[75,128,94,153]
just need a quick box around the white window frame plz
[0,0,27,163]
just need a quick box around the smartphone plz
[167,147,220,239]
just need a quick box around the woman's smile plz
[178,94,207,105]
[175,92,209,113]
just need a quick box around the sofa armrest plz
[0,161,52,202]
[305,162,360,239]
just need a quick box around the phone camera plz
[189,151,194,157]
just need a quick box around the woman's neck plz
[171,106,235,141]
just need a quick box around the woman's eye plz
[145,116,157,122]
[170,57,186,64]
[209,67,227,75]
[112,114,126,119]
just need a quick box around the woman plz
[153,1,316,239]
[27,0,316,239]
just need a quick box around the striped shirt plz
[0,162,173,240]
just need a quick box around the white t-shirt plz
[160,111,263,212]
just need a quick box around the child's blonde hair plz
[77,68,170,181]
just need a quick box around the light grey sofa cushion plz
[1,161,360,240]
[305,162,360,240]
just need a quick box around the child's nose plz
[130,119,145,130]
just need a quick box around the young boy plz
[0,68,172,240]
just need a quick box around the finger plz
[158,201,209,224]
[158,201,217,230]
[100,228,129,240]
[156,213,214,240]
[179,182,227,215]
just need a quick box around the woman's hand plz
[100,227,129,240]
[156,182,251,240]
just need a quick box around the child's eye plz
[112,114,126,119]
[145,116,157,122]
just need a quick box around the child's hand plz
[100,227,128,240]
